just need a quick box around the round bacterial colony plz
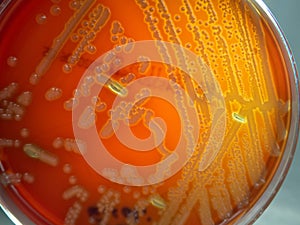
[0,0,298,225]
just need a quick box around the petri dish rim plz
[0,0,299,224]
[232,0,299,224]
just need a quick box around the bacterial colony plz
[0,0,291,225]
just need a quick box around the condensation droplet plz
[123,186,131,194]
[69,175,77,185]
[185,42,192,48]
[45,87,63,101]
[35,13,47,24]
[17,91,33,107]
[78,28,87,36]
[97,185,106,194]
[101,63,109,72]
[14,139,21,148]
[142,186,149,195]
[20,128,30,138]
[68,55,78,64]
[64,98,78,111]
[0,139,13,148]
[176,27,182,34]
[120,36,127,45]
[114,45,122,52]
[174,14,181,21]
[52,137,64,149]
[63,64,72,73]
[50,5,61,16]
[23,173,35,184]
[14,114,22,121]
[113,58,121,66]
[95,102,106,112]
[81,20,89,27]
[63,164,72,174]
[148,6,155,13]
[0,172,22,186]
[111,35,118,42]
[69,0,80,10]
[91,96,100,105]
[29,73,41,85]
[71,33,79,42]
[7,56,18,67]
[133,191,141,199]
[85,45,96,54]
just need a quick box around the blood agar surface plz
[0,0,294,225]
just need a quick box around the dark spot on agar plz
[133,210,139,221]
[142,208,147,214]
[87,206,102,223]
[121,207,132,217]
[87,206,99,216]
[112,208,118,218]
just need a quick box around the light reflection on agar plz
[0,0,296,225]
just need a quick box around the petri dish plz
[0,0,298,225]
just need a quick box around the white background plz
[1,0,299,224]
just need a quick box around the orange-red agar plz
[0,0,292,225]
